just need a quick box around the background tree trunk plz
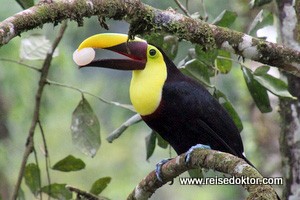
[0,90,9,200]
[0,91,9,140]
[277,0,300,199]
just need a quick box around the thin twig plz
[174,0,191,17]
[45,79,135,112]
[106,114,142,143]
[66,185,109,200]
[11,21,67,200]
[185,0,189,11]
[200,0,208,21]
[38,120,51,200]
[0,58,41,72]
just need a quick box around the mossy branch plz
[0,0,300,76]
[127,149,278,200]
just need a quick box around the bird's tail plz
[242,155,256,168]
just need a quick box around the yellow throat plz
[129,45,167,116]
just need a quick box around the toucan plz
[73,33,253,166]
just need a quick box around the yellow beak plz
[73,33,148,70]
[77,33,144,50]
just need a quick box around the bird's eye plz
[149,49,157,57]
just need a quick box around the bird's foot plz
[185,144,211,164]
[155,158,172,182]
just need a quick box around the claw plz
[185,144,211,164]
[155,158,172,182]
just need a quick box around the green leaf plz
[145,131,156,160]
[41,183,72,200]
[52,155,86,172]
[214,90,243,132]
[254,65,270,76]
[144,34,178,60]
[24,163,41,197]
[188,168,204,178]
[71,97,101,157]
[89,177,111,195]
[252,0,273,7]
[195,45,218,66]
[16,0,34,9]
[181,59,213,87]
[162,35,178,60]
[248,10,273,36]
[242,66,272,113]
[155,132,169,149]
[144,34,164,49]
[254,73,296,99]
[216,50,232,74]
[17,188,25,200]
[212,10,237,28]
[177,48,196,68]
[20,34,59,60]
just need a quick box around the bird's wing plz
[161,77,245,157]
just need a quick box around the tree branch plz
[11,21,67,200]
[174,0,191,17]
[0,0,300,76]
[37,120,51,194]
[127,149,278,200]
[0,58,41,72]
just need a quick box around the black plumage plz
[142,49,253,166]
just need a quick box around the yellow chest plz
[129,60,167,116]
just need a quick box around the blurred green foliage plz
[0,0,284,199]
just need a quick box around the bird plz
[73,33,283,200]
[73,33,253,166]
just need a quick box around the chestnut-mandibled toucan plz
[73,33,253,167]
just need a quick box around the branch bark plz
[127,149,279,200]
[0,0,300,76]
